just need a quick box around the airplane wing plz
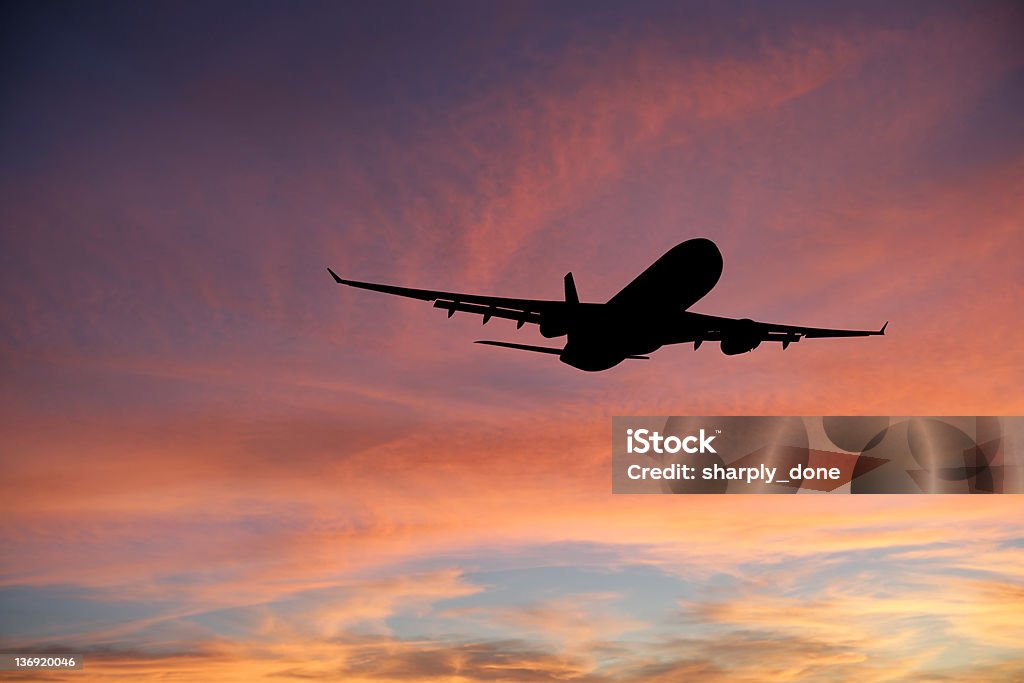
[327,268,560,327]
[686,311,887,348]
[757,319,888,339]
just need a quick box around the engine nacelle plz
[720,319,762,355]
[539,313,569,338]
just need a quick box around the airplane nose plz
[683,237,722,261]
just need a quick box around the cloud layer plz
[2,1,1023,680]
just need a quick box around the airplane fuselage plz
[554,305,661,371]
[548,238,726,370]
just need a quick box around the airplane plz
[328,238,886,372]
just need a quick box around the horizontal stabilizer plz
[475,340,564,355]
[475,341,648,360]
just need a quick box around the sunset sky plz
[2,0,1023,680]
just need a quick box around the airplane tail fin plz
[564,272,579,305]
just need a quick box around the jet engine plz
[539,313,569,338]
[720,318,762,355]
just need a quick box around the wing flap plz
[434,300,542,326]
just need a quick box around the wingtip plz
[327,267,343,284]
[880,321,888,335]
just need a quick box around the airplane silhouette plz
[328,238,886,371]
